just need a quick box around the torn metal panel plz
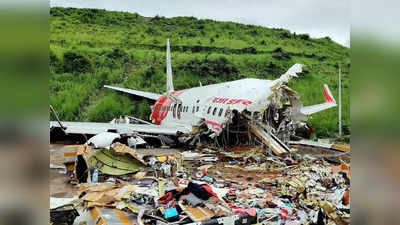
[50,205,79,225]
[179,202,216,222]
[127,136,146,147]
[79,183,136,208]
[89,206,138,225]
[290,139,351,153]
[249,123,290,156]
[111,142,148,165]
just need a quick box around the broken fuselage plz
[150,77,307,144]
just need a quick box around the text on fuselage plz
[212,97,253,105]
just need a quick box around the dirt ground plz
[50,144,79,198]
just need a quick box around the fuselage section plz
[150,78,277,132]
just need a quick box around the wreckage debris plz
[50,140,350,225]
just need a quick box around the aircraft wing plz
[300,102,337,115]
[104,85,162,101]
[49,121,188,136]
[300,84,337,116]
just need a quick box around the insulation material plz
[88,149,145,176]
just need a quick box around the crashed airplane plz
[50,39,337,155]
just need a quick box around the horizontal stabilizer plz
[104,85,162,101]
[300,84,337,116]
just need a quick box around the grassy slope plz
[50,7,350,138]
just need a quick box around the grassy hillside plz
[50,7,350,138]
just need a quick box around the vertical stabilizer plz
[166,39,174,93]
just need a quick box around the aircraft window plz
[212,107,217,116]
[196,106,199,112]
[207,106,211,114]
[218,108,223,117]
[192,106,195,113]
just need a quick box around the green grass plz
[50,7,350,138]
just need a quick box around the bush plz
[87,95,130,122]
[272,48,291,60]
[106,48,128,60]
[241,47,257,54]
[179,57,238,79]
[249,29,258,36]
[299,34,310,40]
[63,51,93,73]
[279,31,291,39]
[265,62,283,77]
[50,50,63,73]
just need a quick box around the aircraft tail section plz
[323,83,336,103]
[300,84,337,116]
[166,39,174,93]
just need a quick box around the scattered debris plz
[50,139,350,225]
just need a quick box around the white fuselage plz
[151,78,277,133]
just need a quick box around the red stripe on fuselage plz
[151,96,172,125]
[151,90,186,125]
[205,120,222,131]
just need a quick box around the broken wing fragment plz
[276,63,303,84]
